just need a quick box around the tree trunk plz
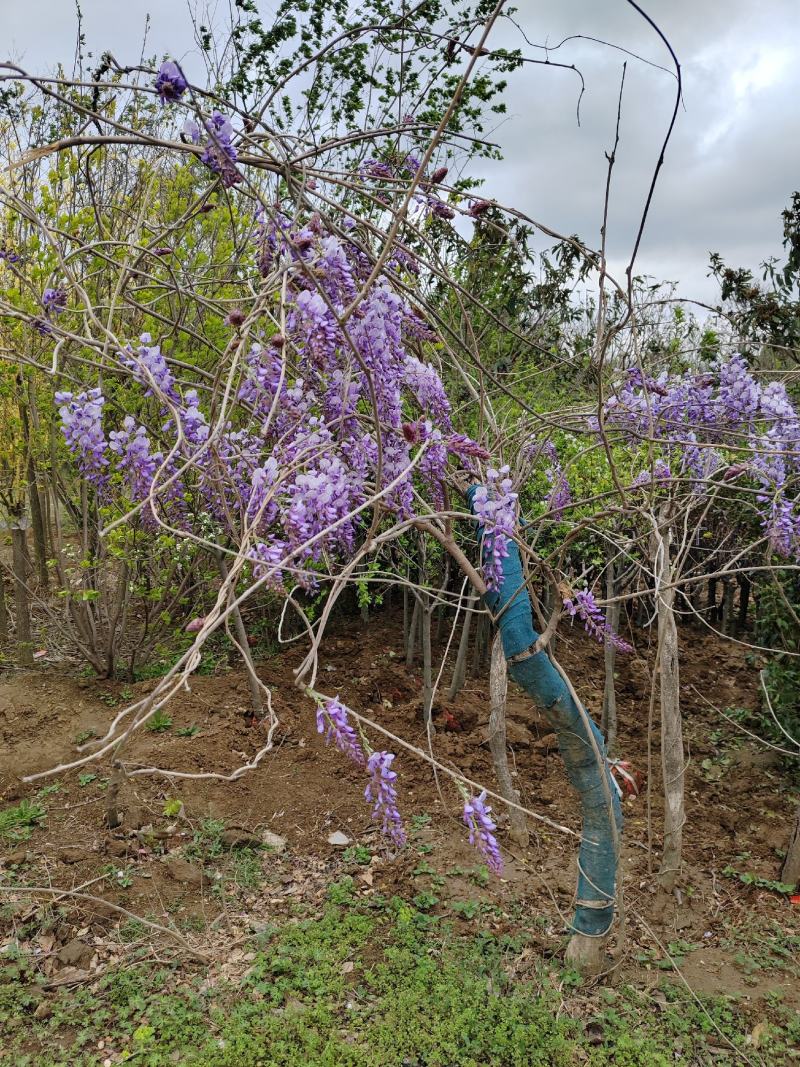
[737,575,751,633]
[782,806,800,888]
[0,575,8,642]
[18,386,49,589]
[488,634,528,845]
[448,597,475,700]
[215,552,263,717]
[721,577,735,636]
[471,611,489,677]
[405,594,420,669]
[421,591,433,727]
[654,525,684,890]
[602,556,620,754]
[11,522,33,666]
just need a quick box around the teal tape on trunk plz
[467,486,622,935]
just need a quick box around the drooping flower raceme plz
[365,751,406,847]
[463,791,503,875]
[563,589,633,653]
[200,111,241,188]
[471,466,518,590]
[108,416,162,504]
[316,696,365,766]
[55,388,108,481]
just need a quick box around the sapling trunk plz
[421,591,433,726]
[653,524,684,890]
[11,522,33,667]
[738,575,751,632]
[601,556,620,754]
[488,634,528,846]
[721,577,735,636]
[215,552,263,718]
[405,594,420,668]
[782,806,800,888]
[471,611,489,677]
[448,596,475,699]
[18,388,49,590]
[0,575,9,642]
[707,576,719,620]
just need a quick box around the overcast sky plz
[5,0,799,303]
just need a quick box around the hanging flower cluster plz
[562,589,633,653]
[602,355,800,558]
[463,790,503,875]
[315,696,406,847]
[471,466,518,590]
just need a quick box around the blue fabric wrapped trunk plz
[467,485,622,936]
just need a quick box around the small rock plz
[504,721,534,747]
[220,828,261,850]
[104,837,130,858]
[57,938,92,967]
[327,831,351,847]
[3,849,30,866]
[164,856,206,885]
[58,848,85,865]
[262,831,287,852]
[33,1000,53,1019]
[533,732,558,754]
[123,806,145,830]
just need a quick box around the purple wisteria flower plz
[563,589,633,653]
[200,111,241,187]
[463,791,503,875]
[154,60,188,103]
[539,442,572,519]
[182,117,201,144]
[247,539,288,590]
[365,751,406,847]
[42,287,66,316]
[472,466,518,590]
[108,415,161,503]
[122,335,178,400]
[55,388,108,481]
[0,245,20,263]
[316,696,365,766]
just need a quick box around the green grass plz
[0,800,46,843]
[2,888,799,1066]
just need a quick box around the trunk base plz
[565,932,608,976]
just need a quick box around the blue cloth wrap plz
[467,486,622,935]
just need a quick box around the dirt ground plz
[1,611,798,1018]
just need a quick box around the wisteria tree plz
[1,3,798,980]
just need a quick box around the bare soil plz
[1,612,798,1011]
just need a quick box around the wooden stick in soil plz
[448,594,475,700]
[11,519,33,666]
[215,550,263,718]
[421,589,434,727]
[0,574,8,642]
[782,805,800,888]
[405,593,420,668]
[652,518,685,891]
[601,554,620,755]
[488,633,529,847]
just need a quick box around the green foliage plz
[145,709,173,733]
[721,866,795,896]
[0,799,46,842]
[1,896,799,1065]
[754,572,800,753]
